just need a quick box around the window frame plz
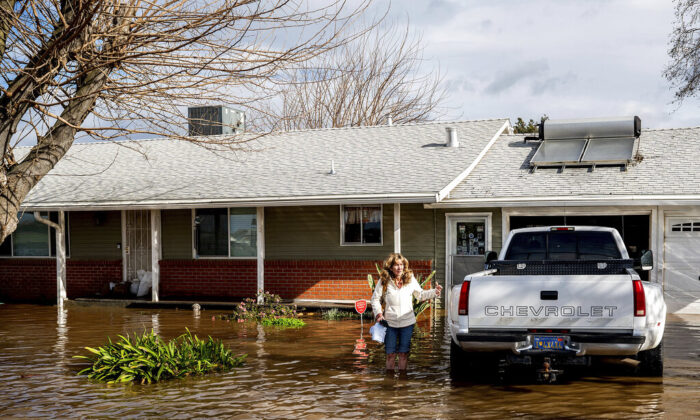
[0,211,70,258]
[191,208,258,259]
[339,204,383,246]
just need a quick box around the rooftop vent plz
[531,116,640,171]
[188,105,245,136]
[446,127,459,147]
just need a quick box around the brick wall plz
[159,259,433,301]
[264,259,433,300]
[0,258,434,302]
[159,259,258,299]
[0,259,122,302]
[66,260,122,298]
[0,259,55,302]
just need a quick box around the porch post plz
[256,207,265,304]
[56,211,67,305]
[394,203,401,253]
[151,209,161,302]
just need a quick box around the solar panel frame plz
[530,139,588,166]
[580,137,635,164]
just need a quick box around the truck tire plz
[637,341,663,377]
[450,340,469,379]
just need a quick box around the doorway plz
[445,213,491,302]
[123,210,152,283]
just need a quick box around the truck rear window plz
[505,231,622,260]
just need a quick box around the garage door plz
[664,218,700,307]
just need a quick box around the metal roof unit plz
[530,116,641,171]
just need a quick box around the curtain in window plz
[344,207,362,243]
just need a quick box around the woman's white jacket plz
[370,275,437,328]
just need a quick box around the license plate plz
[533,336,566,350]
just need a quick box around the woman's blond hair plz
[379,253,413,289]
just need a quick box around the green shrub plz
[74,329,246,384]
[227,290,300,322]
[260,317,306,328]
[321,308,360,320]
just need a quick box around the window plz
[671,221,700,232]
[505,231,621,260]
[194,208,257,257]
[342,205,382,245]
[0,212,69,257]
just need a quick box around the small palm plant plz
[367,264,436,318]
[74,329,246,384]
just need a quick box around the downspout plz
[34,212,66,306]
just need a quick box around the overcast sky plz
[374,0,699,129]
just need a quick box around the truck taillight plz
[633,279,646,317]
[458,280,470,315]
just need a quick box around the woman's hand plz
[375,313,384,322]
[435,284,442,297]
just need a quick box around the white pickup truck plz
[448,226,666,380]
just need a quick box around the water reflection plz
[0,305,697,419]
[54,307,68,370]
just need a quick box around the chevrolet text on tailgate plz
[447,226,666,382]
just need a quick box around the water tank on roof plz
[539,116,641,140]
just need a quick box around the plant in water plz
[74,329,246,384]
[226,290,303,327]
[321,308,360,320]
[260,317,306,327]
[367,264,436,318]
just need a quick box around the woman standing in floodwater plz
[371,253,442,372]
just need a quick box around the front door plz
[446,214,491,302]
[123,210,152,283]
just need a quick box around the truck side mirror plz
[485,251,498,264]
[640,250,653,271]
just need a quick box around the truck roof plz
[509,226,620,234]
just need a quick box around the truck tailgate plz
[468,275,634,330]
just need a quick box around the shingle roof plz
[444,126,700,205]
[21,119,509,210]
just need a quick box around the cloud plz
[484,60,549,95]
[531,72,578,95]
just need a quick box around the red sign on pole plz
[355,299,367,314]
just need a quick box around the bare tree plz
[251,22,446,131]
[0,0,369,240]
[665,0,700,102]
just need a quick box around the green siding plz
[399,203,437,262]
[265,205,394,259]
[68,211,121,259]
[162,209,192,259]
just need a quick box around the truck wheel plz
[637,341,663,377]
[450,340,469,379]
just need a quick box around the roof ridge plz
[14,118,512,149]
[266,118,511,135]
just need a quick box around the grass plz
[321,308,360,320]
[74,329,246,384]
[260,317,306,328]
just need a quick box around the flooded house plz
[0,110,698,313]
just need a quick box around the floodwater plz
[0,304,699,419]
